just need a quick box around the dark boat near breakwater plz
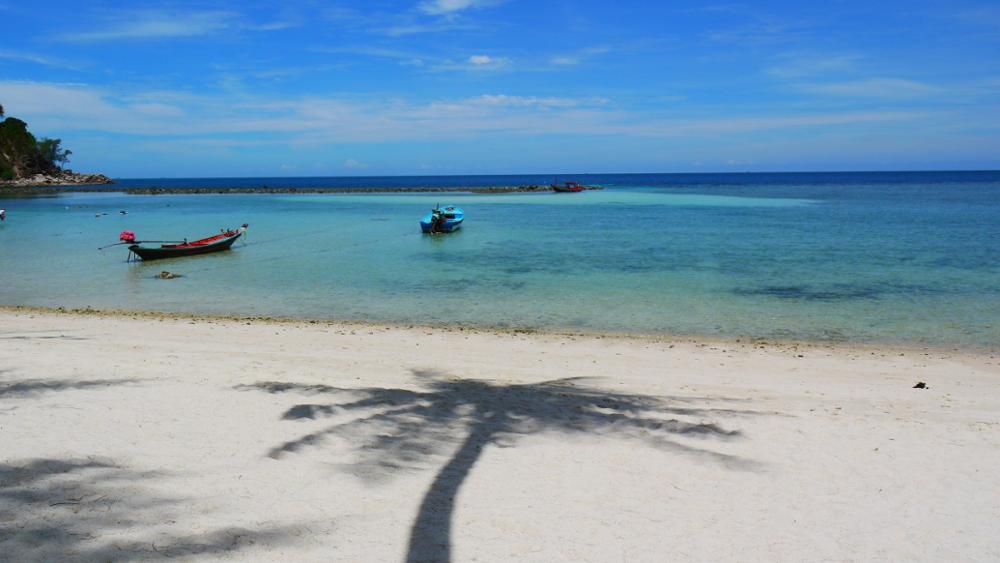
[551,180,588,192]
[127,226,247,261]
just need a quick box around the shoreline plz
[0,185,605,196]
[3,304,995,358]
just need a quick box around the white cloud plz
[57,10,235,42]
[247,20,299,31]
[314,45,429,67]
[547,47,610,67]
[0,80,940,147]
[430,55,510,71]
[468,55,493,65]
[467,94,607,108]
[129,103,185,117]
[380,21,473,36]
[343,158,369,169]
[54,10,295,42]
[321,7,475,36]
[317,46,520,73]
[647,111,929,136]
[0,81,122,120]
[766,53,860,79]
[0,49,76,69]
[798,78,939,98]
[0,81,194,134]
[550,56,580,66]
[417,0,497,16]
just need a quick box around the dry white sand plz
[1,308,998,562]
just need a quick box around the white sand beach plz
[1,308,998,562]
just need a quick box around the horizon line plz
[105,169,1000,181]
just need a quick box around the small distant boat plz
[420,205,464,233]
[126,225,247,261]
[551,180,588,193]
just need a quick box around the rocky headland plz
[0,108,113,190]
[0,169,114,188]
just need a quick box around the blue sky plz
[1,1,998,177]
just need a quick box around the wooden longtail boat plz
[128,226,247,261]
[551,180,587,192]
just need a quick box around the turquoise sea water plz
[1,172,998,348]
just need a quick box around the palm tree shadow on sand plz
[0,458,298,560]
[238,369,764,563]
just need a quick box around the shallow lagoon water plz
[2,173,998,347]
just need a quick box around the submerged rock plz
[156,271,182,280]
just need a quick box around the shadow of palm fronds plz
[0,378,141,398]
[239,369,764,562]
[0,335,90,341]
[0,458,298,560]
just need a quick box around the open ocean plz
[1,171,998,348]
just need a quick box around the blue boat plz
[420,204,464,233]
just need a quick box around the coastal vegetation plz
[0,104,110,186]
[0,105,69,180]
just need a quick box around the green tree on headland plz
[0,106,73,180]
[36,138,72,167]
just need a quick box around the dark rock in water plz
[734,284,882,301]
[156,271,181,279]
[913,381,928,389]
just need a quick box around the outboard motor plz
[431,210,445,233]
